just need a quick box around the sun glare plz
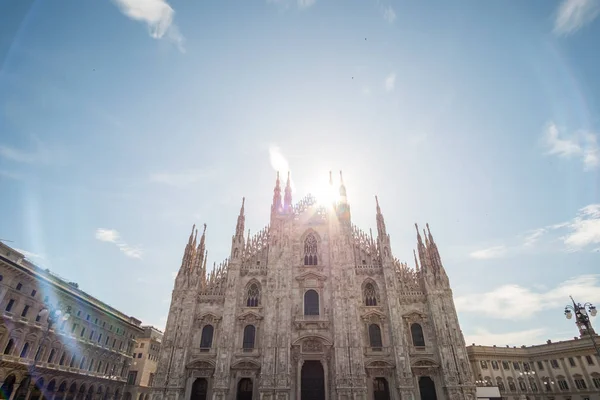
[313,174,339,206]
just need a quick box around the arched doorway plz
[29,378,44,400]
[0,374,16,399]
[418,377,437,400]
[301,361,325,400]
[190,378,208,400]
[373,378,390,400]
[236,379,253,400]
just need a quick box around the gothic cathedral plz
[152,172,476,400]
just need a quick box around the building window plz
[364,283,377,306]
[513,362,520,370]
[537,361,544,370]
[97,361,102,373]
[369,324,383,349]
[585,355,594,365]
[16,282,22,290]
[200,325,214,350]
[34,346,43,361]
[246,283,260,307]
[149,373,155,387]
[140,343,145,348]
[31,290,37,297]
[98,333,102,343]
[304,233,318,265]
[491,360,499,370]
[21,305,30,318]
[496,379,505,392]
[304,290,319,316]
[543,379,552,392]
[71,323,78,333]
[557,379,568,390]
[20,342,30,358]
[94,318,98,324]
[79,356,86,369]
[550,359,559,369]
[59,353,66,366]
[80,327,86,337]
[530,380,537,392]
[502,361,509,370]
[568,357,576,367]
[480,360,488,369]
[47,349,56,363]
[519,380,526,391]
[3,339,14,355]
[127,371,138,385]
[89,330,94,340]
[574,378,587,390]
[523,362,531,371]
[243,325,256,350]
[86,314,90,321]
[88,359,94,371]
[5,299,15,312]
[69,355,77,368]
[508,380,516,392]
[411,323,425,347]
[593,376,600,388]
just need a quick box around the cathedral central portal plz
[152,172,476,400]
[301,361,325,400]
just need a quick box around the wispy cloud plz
[149,169,213,187]
[0,137,58,165]
[456,274,600,320]
[384,72,396,92]
[95,228,143,259]
[267,0,316,9]
[468,203,600,257]
[469,245,507,260]
[543,122,599,170]
[0,170,22,180]
[14,248,46,262]
[562,204,600,250]
[383,6,396,23]
[112,0,185,52]
[554,0,600,36]
[464,328,548,347]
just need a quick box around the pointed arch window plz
[200,325,214,350]
[242,325,256,350]
[411,323,425,347]
[304,290,319,316]
[364,283,377,306]
[304,234,318,265]
[246,284,260,307]
[369,324,383,349]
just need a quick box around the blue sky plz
[1,0,599,346]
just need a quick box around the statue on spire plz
[272,172,282,214]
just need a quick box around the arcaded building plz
[153,172,476,400]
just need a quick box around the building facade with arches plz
[0,242,145,400]
[467,337,600,400]
[153,172,476,400]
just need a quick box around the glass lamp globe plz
[590,307,597,317]
[565,310,572,319]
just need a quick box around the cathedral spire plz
[284,171,292,212]
[236,197,245,237]
[339,171,347,199]
[414,249,420,271]
[415,223,427,273]
[180,224,196,272]
[272,172,282,214]
[375,196,387,237]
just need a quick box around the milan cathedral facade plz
[152,172,476,400]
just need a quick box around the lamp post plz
[564,296,600,359]
[15,302,71,397]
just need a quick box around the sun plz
[312,174,339,206]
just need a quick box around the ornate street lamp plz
[519,371,535,378]
[564,296,600,359]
